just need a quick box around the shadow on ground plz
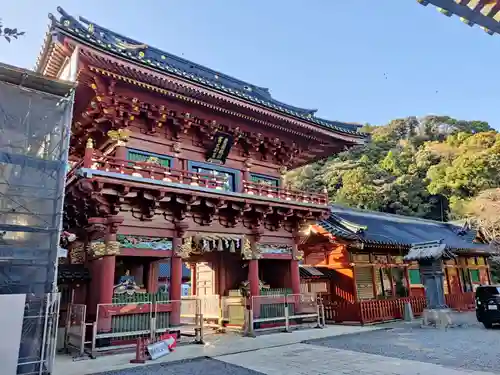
[93,357,264,375]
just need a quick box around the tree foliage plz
[0,19,25,42]
[286,116,499,223]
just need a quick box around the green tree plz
[286,115,499,224]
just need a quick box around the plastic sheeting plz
[0,68,74,295]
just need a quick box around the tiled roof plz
[418,0,500,35]
[299,265,338,279]
[37,7,364,136]
[318,205,490,252]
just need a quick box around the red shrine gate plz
[37,8,367,348]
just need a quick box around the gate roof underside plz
[419,0,500,35]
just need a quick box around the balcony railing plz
[69,155,328,206]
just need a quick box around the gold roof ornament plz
[86,138,94,149]
[107,128,131,146]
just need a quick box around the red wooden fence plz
[324,292,475,325]
[445,292,475,311]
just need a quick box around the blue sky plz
[1,1,499,129]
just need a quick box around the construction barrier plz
[90,299,203,357]
[64,303,92,357]
[246,293,324,335]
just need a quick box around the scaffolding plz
[0,62,75,375]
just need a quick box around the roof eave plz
[40,19,367,140]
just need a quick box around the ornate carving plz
[107,128,130,146]
[69,242,86,264]
[293,249,304,261]
[89,240,120,257]
[278,165,288,175]
[257,244,292,255]
[117,235,173,250]
[176,236,192,258]
[172,142,181,154]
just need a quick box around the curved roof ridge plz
[329,204,450,226]
[39,7,365,136]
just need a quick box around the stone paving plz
[305,314,500,373]
[77,313,500,375]
[218,343,498,375]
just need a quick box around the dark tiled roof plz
[57,264,91,282]
[158,262,191,279]
[318,205,490,252]
[38,7,363,136]
[299,265,338,279]
[419,0,500,35]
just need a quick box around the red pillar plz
[99,256,116,305]
[170,255,183,326]
[190,263,197,296]
[219,253,226,296]
[248,259,260,297]
[290,259,301,295]
[147,261,159,293]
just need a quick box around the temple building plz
[300,205,492,323]
[418,0,500,35]
[36,7,368,330]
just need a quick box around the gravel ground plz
[93,358,264,375]
[304,313,500,373]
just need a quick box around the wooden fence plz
[324,292,475,325]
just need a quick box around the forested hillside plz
[286,115,500,227]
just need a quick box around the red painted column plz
[190,263,197,296]
[170,237,183,326]
[147,261,159,293]
[248,259,260,297]
[83,138,94,168]
[290,260,301,295]
[99,255,116,305]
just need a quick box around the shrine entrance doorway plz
[195,262,214,296]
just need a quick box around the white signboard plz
[0,294,27,375]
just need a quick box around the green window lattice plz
[470,269,480,283]
[408,269,421,284]
[127,150,171,167]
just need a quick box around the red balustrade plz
[323,293,477,325]
[445,292,475,311]
[73,155,328,205]
[89,156,228,190]
[323,296,427,324]
[243,181,328,205]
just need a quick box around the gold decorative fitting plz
[294,249,304,261]
[88,24,94,34]
[86,138,94,149]
[145,156,161,165]
[279,165,288,175]
[107,129,130,146]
